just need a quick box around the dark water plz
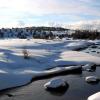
[0,67,100,100]
[0,44,100,100]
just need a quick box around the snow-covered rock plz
[82,63,96,71]
[88,92,100,100]
[85,76,100,83]
[44,78,68,90]
[90,45,98,49]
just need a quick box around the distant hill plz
[25,26,69,31]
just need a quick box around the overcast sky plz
[0,0,100,28]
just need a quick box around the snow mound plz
[65,41,93,50]
[58,51,100,65]
[88,92,100,100]
[44,78,68,90]
[85,76,100,83]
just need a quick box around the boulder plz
[85,76,100,84]
[82,63,96,72]
[44,78,68,91]
[90,45,98,48]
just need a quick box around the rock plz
[6,94,13,97]
[86,69,94,72]
[90,45,98,48]
[91,50,96,52]
[44,78,68,91]
[97,52,100,54]
[85,76,100,84]
[88,92,100,100]
[82,63,96,72]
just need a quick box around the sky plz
[0,0,100,28]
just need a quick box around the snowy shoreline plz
[0,66,82,92]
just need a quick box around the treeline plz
[0,26,68,39]
[32,31,68,39]
[70,30,100,40]
[0,26,100,40]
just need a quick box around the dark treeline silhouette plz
[0,26,68,39]
[69,30,100,40]
[32,30,68,39]
[0,30,4,38]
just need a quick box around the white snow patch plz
[88,92,100,100]
[57,51,100,65]
[65,41,92,50]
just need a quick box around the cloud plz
[0,0,100,15]
[0,0,100,27]
[65,20,100,30]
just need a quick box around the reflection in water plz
[87,82,100,85]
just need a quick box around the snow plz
[0,66,81,90]
[0,39,100,90]
[57,51,100,65]
[44,78,67,89]
[88,92,100,100]
[64,41,93,50]
[18,66,82,76]
[85,76,100,83]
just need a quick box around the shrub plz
[22,49,30,59]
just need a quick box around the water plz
[0,67,100,100]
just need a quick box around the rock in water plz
[82,63,96,72]
[90,45,98,48]
[85,76,100,83]
[88,92,100,100]
[44,78,68,91]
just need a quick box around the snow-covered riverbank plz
[0,39,100,91]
